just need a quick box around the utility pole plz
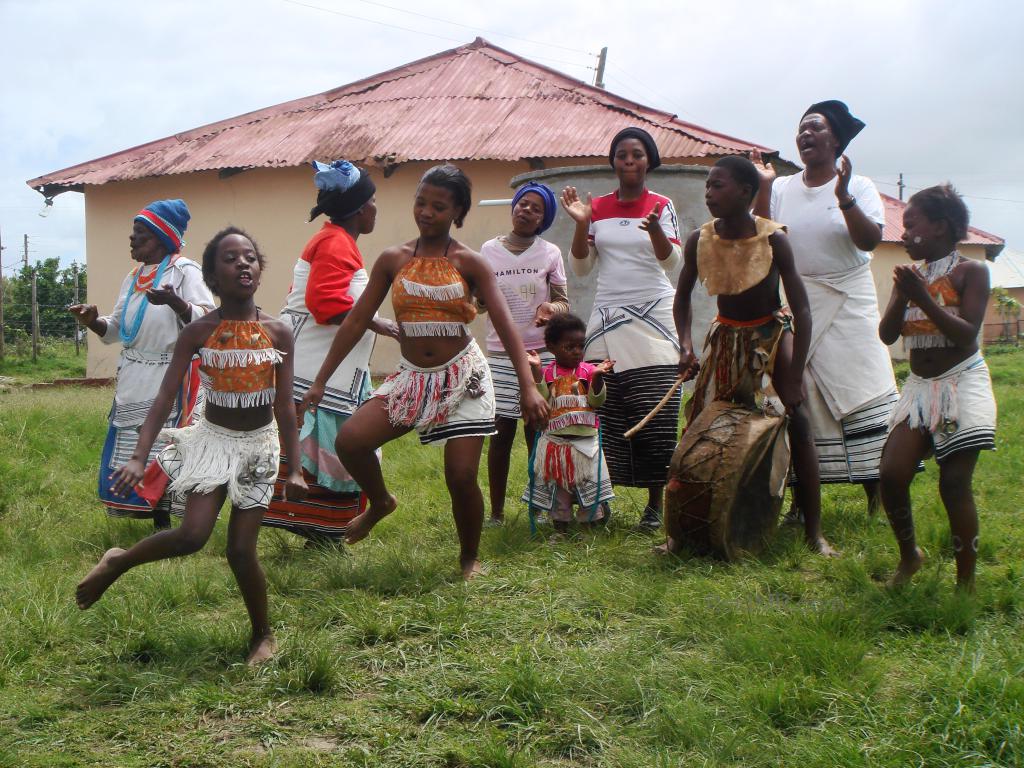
[31,266,39,363]
[73,262,80,356]
[594,47,607,89]
[23,234,28,269]
[898,173,905,202]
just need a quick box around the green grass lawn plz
[0,350,1021,767]
[0,339,86,385]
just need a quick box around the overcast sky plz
[2,0,1022,274]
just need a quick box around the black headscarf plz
[802,100,865,157]
[308,169,377,223]
[608,127,661,170]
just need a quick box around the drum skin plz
[665,400,790,560]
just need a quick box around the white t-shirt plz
[770,173,885,277]
[588,189,681,308]
[480,236,567,353]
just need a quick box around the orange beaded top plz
[902,252,963,350]
[198,317,283,407]
[391,240,476,337]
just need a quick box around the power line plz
[349,0,596,56]
[281,0,593,72]
[874,179,1024,206]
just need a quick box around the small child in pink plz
[523,313,614,534]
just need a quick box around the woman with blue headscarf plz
[263,160,398,546]
[69,199,215,527]
[479,181,569,525]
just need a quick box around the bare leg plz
[336,398,410,544]
[773,332,835,556]
[444,436,486,580]
[879,422,930,586]
[225,504,276,663]
[862,479,881,517]
[937,450,981,592]
[77,488,224,609]
[486,416,518,522]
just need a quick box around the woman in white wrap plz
[754,100,897,525]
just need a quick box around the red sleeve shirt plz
[303,223,365,324]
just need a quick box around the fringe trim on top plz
[553,394,589,410]
[548,411,598,432]
[400,278,465,301]
[199,347,284,367]
[158,420,279,506]
[400,321,468,337]
[199,377,277,408]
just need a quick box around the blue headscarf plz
[512,182,557,235]
[308,160,376,222]
[134,199,190,254]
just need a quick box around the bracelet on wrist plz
[838,196,857,211]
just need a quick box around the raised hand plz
[638,202,663,234]
[894,264,929,305]
[592,358,615,376]
[520,386,549,431]
[835,154,853,202]
[146,285,181,305]
[560,186,592,224]
[68,303,99,326]
[750,149,777,186]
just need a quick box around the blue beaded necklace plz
[119,254,172,345]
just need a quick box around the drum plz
[665,399,790,560]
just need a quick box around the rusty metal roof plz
[881,193,1004,259]
[28,38,773,195]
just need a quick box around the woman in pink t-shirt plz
[479,182,569,525]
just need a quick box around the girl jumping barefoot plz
[300,164,548,580]
[76,227,307,664]
[878,185,995,591]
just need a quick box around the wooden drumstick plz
[624,375,684,439]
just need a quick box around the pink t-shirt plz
[480,236,567,353]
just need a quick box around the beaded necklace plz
[119,254,172,344]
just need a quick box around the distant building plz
[984,249,1024,344]
[27,38,773,377]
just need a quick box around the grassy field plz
[0,350,1021,767]
[0,339,86,386]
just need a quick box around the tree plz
[2,259,87,339]
[992,286,1021,342]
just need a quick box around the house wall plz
[83,158,609,377]
[983,285,1024,343]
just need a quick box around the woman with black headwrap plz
[263,160,398,546]
[560,127,683,531]
[754,101,897,545]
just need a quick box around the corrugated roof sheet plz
[881,193,1004,258]
[28,38,771,193]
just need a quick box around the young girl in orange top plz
[76,227,307,664]
[300,164,548,579]
[878,184,995,591]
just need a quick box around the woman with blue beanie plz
[479,181,569,525]
[69,199,215,528]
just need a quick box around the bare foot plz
[345,494,398,544]
[955,575,976,595]
[246,634,277,665]
[76,548,125,609]
[887,548,925,588]
[461,558,482,581]
[807,536,841,558]
[653,537,682,556]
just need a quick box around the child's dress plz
[522,361,614,521]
